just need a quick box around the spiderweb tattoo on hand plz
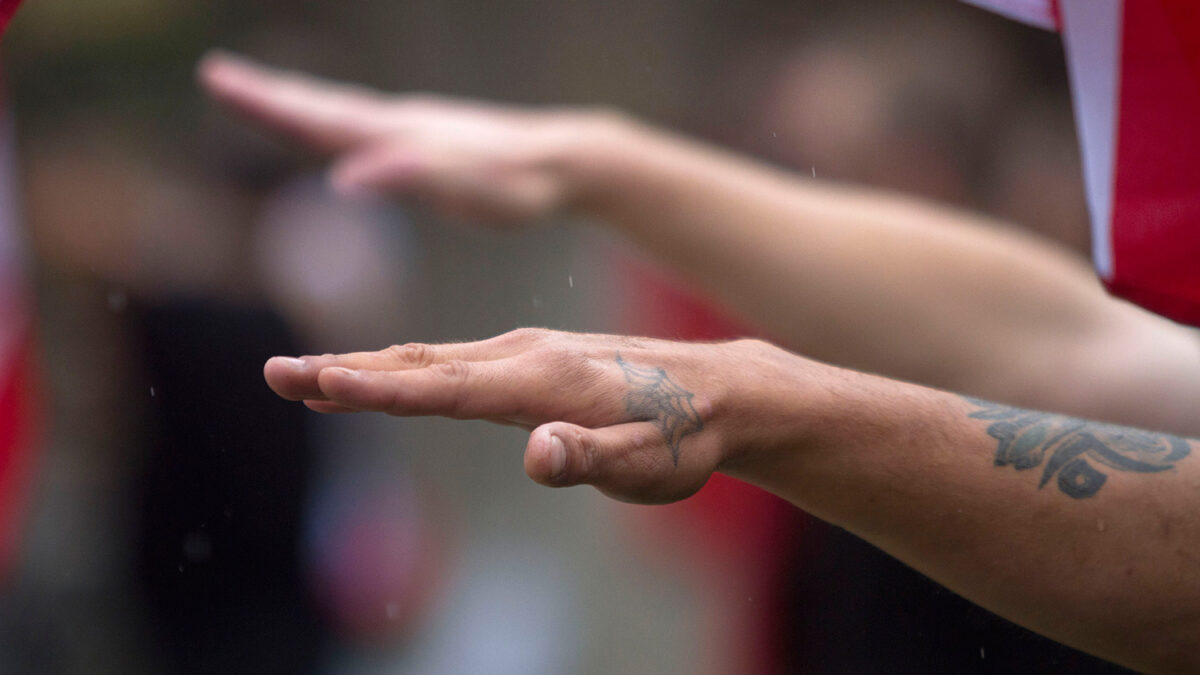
[963,397,1192,499]
[616,353,704,465]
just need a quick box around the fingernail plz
[276,357,308,370]
[548,434,566,480]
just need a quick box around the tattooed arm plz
[200,53,1200,436]
[264,328,1200,672]
[758,389,1200,675]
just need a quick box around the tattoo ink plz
[616,353,703,465]
[963,397,1191,499]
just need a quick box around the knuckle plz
[536,349,605,390]
[433,360,473,418]
[387,343,437,367]
[433,359,472,382]
[506,326,554,344]
[730,337,770,353]
[609,334,654,351]
[533,345,571,371]
[573,430,601,481]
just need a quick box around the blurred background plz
[0,0,1096,673]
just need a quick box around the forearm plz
[721,357,1200,673]
[211,57,1200,668]
[263,325,1199,670]
[564,116,1200,430]
[200,57,1200,432]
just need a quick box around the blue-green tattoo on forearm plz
[963,397,1191,499]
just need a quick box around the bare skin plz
[198,52,1200,437]
[205,53,1200,671]
[264,329,1200,673]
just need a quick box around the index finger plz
[198,51,392,151]
[314,355,624,429]
[264,331,546,401]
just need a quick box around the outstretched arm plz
[264,328,1200,673]
[199,53,1200,434]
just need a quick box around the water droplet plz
[568,275,574,288]
[149,386,156,398]
[812,167,817,179]
[177,564,184,573]
[980,647,986,660]
[1097,519,1107,532]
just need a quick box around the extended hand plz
[199,52,604,224]
[264,328,811,503]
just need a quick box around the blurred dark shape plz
[134,299,325,675]
[781,524,1135,674]
[705,1,1088,255]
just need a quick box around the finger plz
[303,399,357,414]
[332,144,561,224]
[315,359,542,421]
[524,422,712,505]
[331,142,511,220]
[264,336,536,401]
[329,142,425,198]
[198,50,391,151]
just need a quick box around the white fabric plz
[960,0,1058,31]
[1058,0,1122,278]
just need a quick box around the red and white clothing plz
[968,0,1200,326]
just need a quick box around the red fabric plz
[611,256,801,674]
[0,329,38,579]
[1105,0,1200,326]
[977,0,1200,325]
[0,0,24,36]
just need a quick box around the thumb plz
[331,144,478,211]
[330,143,425,198]
[524,422,713,505]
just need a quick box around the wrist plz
[710,343,939,509]
[548,108,647,217]
[709,341,835,479]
